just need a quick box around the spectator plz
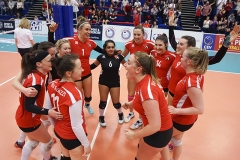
[66,0,79,19]
[142,2,149,22]
[175,0,181,17]
[100,0,105,7]
[162,5,169,25]
[142,20,151,28]
[217,6,226,20]
[0,0,7,15]
[194,5,202,26]
[151,20,158,28]
[8,0,15,15]
[34,15,39,21]
[112,0,120,8]
[228,12,235,28]
[121,0,129,10]
[102,10,110,24]
[217,16,228,33]
[210,16,218,33]
[83,0,89,19]
[16,0,23,15]
[201,1,212,27]
[91,10,98,24]
[157,0,165,18]
[234,0,240,18]
[216,0,227,13]
[151,4,159,22]
[168,0,175,10]
[133,10,140,26]
[237,5,240,22]
[124,3,132,22]
[202,16,212,32]
[110,12,117,21]
[109,4,115,14]
[134,0,141,8]
[225,0,233,17]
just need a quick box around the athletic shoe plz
[130,119,143,130]
[99,116,106,127]
[168,143,173,151]
[118,112,124,124]
[14,141,25,149]
[85,104,94,115]
[124,112,135,123]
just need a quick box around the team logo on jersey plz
[151,81,156,86]
[87,43,92,47]
[104,27,115,39]
[165,56,170,60]
[114,55,119,59]
[131,44,134,47]
[145,45,149,49]
[121,28,132,41]
[75,41,78,45]
[102,55,106,58]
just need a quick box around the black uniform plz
[97,54,124,88]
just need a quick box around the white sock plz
[40,147,51,160]
[21,141,35,160]
[18,131,26,143]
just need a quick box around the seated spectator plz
[175,0,181,17]
[110,12,117,21]
[112,0,120,8]
[98,3,104,12]
[142,20,151,28]
[8,0,15,15]
[100,0,105,7]
[90,10,98,24]
[217,17,228,33]
[168,0,175,10]
[134,0,141,8]
[16,0,23,15]
[217,6,227,21]
[109,4,115,14]
[162,5,169,25]
[102,10,110,25]
[210,16,218,33]
[203,16,212,32]
[216,0,227,14]
[0,0,7,15]
[151,20,158,28]
[90,3,97,12]
[157,0,165,18]
[97,10,103,23]
[234,0,240,18]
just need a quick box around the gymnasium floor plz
[0,35,240,160]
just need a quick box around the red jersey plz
[168,54,186,94]
[172,73,204,125]
[133,75,172,131]
[15,70,46,128]
[134,14,140,26]
[67,36,97,77]
[151,50,176,89]
[47,80,86,140]
[125,39,155,55]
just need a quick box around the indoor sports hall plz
[0,30,240,160]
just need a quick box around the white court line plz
[87,64,123,160]
[0,76,15,87]
[208,70,240,75]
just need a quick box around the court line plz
[208,70,240,75]
[0,76,16,87]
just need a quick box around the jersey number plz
[51,93,60,112]
[109,61,112,67]
[82,49,84,56]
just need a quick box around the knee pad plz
[113,102,121,109]
[99,101,107,109]
[25,140,39,150]
[171,137,182,147]
[40,138,53,152]
[61,155,71,160]
[84,96,92,102]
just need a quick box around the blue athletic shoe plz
[85,104,94,115]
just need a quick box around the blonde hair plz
[19,18,31,29]
[55,38,70,50]
[186,47,209,74]
[134,52,159,84]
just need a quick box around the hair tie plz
[78,22,89,28]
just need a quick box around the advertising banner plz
[15,19,48,36]
[214,34,240,53]
[90,25,103,40]
[0,20,15,32]
[202,34,216,50]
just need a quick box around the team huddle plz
[12,14,240,160]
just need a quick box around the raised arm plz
[168,13,177,51]
[48,22,58,44]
